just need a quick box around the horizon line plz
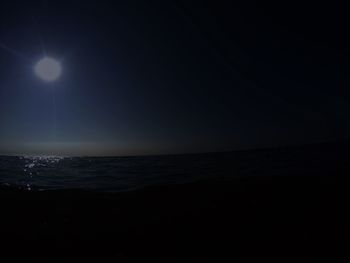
[1,139,348,159]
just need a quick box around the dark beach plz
[1,142,349,262]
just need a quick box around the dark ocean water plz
[0,143,347,192]
[0,152,236,192]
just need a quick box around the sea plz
[0,142,347,192]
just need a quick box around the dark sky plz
[0,0,349,156]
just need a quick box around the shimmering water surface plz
[0,153,237,192]
[0,145,343,192]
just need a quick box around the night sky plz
[0,0,349,156]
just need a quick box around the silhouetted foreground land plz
[1,142,349,261]
[0,175,348,262]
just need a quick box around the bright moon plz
[34,57,62,82]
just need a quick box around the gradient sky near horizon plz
[1,0,350,156]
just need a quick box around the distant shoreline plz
[1,137,350,158]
